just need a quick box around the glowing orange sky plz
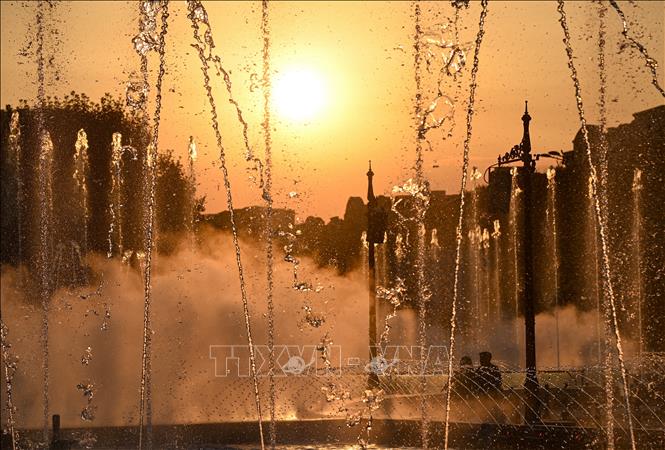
[1,1,663,219]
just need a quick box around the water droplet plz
[132,30,158,56]
[189,3,208,23]
[303,305,325,328]
[81,346,92,365]
[346,412,361,427]
[189,136,197,162]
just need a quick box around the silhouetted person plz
[477,351,502,393]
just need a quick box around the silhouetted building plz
[556,105,665,352]
[201,105,664,355]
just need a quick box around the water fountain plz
[187,136,198,245]
[188,2,267,447]
[73,129,90,256]
[108,133,129,260]
[546,167,560,369]
[509,167,524,367]
[491,220,501,325]
[631,169,644,363]
[469,167,483,345]
[1,1,664,449]
[8,112,23,265]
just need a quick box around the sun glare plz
[273,67,328,122]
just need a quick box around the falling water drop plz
[81,346,93,365]
[136,2,169,449]
[608,0,665,97]
[444,2,489,449]
[108,132,123,258]
[316,333,335,374]
[546,167,560,369]
[596,6,616,445]
[34,1,52,441]
[9,112,23,266]
[509,167,523,364]
[38,130,54,445]
[557,2,636,448]
[417,34,429,438]
[188,136,198,246]
[77,382,96,422]
[0,320,18,450]
[446,2,466,141]
[470,166,482,340]
[101,305,111,332]
[74,129,90,254]
[491,219,502,320]
[394,233,404,262]
[303,305,325,328]
[377,277,406,347]
[187,2,265,448]
[188,136,197,162]
[126,77,148,110]
[260,2,277,446]
[132,20,158,57]
[632,169,643,361]
[413,2,436,445]
[481,228,491,326]
[358,388,385,448]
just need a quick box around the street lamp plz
[487,101,560,424]
[366,160,387,387]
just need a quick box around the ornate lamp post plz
[490,102,562,424]
[366,161,386,387]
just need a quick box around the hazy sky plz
[1,1,663,219]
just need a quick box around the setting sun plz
[273,67,328,122]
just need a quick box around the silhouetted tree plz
[0,93,200,271]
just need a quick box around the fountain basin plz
[6,419,663,449]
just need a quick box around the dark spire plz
[367,160,375,202]
[521,100,531,154]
